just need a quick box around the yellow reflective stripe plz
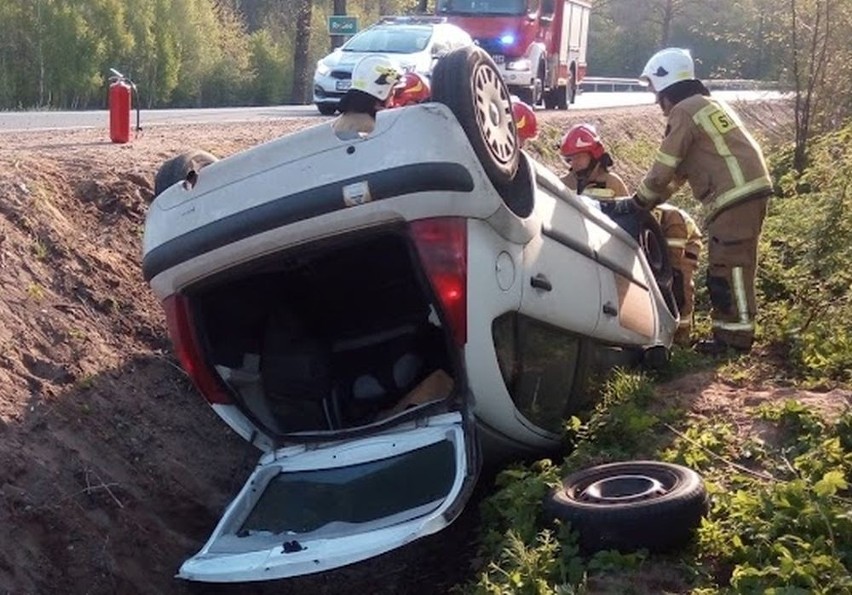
[710,177,773,215]
[732,266,750,324]
[656,150,680,168]
[678,320,692,328]
[584,187,617,199]
[686,218,701,239]
[693,103,745,187]
[719,99,765,154]
[713,320,754,331]
[667,238,688,248]
[636,180,660,205]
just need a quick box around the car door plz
[178,412,476,583]
[519,190,602,337]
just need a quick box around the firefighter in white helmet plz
[632,47,773,355]
[332,55,402,140]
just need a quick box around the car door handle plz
[603,302,618,316]
[530,274,552,291]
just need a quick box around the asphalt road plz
[0,90,786,133]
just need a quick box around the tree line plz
[0,0,424,110]
[0,0,848,167]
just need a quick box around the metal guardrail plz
[580,77,779,93]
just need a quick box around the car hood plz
[319,50,428,75]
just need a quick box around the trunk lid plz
[178,412,476,582]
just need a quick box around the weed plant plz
[460,121,852,595]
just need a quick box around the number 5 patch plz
[709,110,737,134]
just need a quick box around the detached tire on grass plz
[431,45,519,189]
[544,461,708,553]
[153,149,219,198]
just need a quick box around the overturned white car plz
[143,46,677,583]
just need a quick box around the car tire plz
[636,210,677,317]
[544,461,708,553]
[546,85,568,110]
[316,103,337,116]
[599,200,677,317]
[153,149,218,198]
[431,45,520,188]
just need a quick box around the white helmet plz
[639,48,695,92]
[350,55,402,102]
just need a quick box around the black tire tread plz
[153,149,218,198]
[431,45,519,188]
[545,461,708,553]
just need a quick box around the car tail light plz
[410,218,467,347]
[162,293,232,405]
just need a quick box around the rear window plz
[437,0,526,15]
[343,26,433,54]
[240,440,456,537]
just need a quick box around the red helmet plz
[560,123,606,160]
[387,72,431,108]
[512,99,538,145]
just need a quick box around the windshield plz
[436,0,527,15]
[342,25,433,54]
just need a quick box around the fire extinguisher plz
[108,68,141,144]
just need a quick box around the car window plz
[436,0,527,15]
[343,26,433,54]
[492,313,581,433]
[239,440,456,536]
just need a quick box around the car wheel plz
[600,200,677,317]
[553,84,568,110]
[514,87,534,107]
[153,149,218,198]
[637,210,677,317]
[431,45,519,188]
[544,461,708,553]
[316,103,337,116]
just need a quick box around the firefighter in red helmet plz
[510,97,538,147]
[559,123,629,198]
[387,71,432,108]
[561,122,703,345]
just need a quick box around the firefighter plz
[387,71,431,108]
[654,203,702,345]
[332,55,401,140]
[633,48,773,354]
[511,97,538,147]
[558,123,629,198]
[560,123,703,345]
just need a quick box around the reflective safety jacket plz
[561,169,629,200]
[635,95,773,220]
[654,203,702,259]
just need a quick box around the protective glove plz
[631,192,654,211]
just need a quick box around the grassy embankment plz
[457,108,852,594]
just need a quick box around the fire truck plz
[435,0,590,109]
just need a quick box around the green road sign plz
[328,16,358,35]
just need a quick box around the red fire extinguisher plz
[108,68,140,144]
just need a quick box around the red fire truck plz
[435,0,590,109]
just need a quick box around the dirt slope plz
[0,100,817,595]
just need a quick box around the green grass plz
[458,123,852,594]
